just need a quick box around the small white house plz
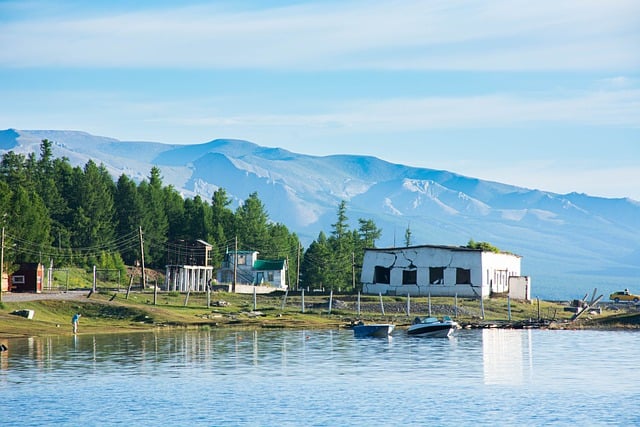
[217,250,288,290]
[361,244,525,299]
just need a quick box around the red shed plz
[10,263,44,293]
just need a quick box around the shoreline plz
[1,290,639,339]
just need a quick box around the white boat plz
[407,316,458,338]
[353,322,395,338]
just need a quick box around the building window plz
[374,266,390,284]
[402,269,417,285]
[429,267,444,284]
[456,268,471,285]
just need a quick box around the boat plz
[353,322,395,338]
[407,316,458,338]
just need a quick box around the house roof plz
[195,239,213,248]
[364,244,521,257]
[253,259,286,270]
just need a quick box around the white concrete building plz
[360,244,524,299]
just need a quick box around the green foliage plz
[466,239,501,253]
[404,223,412,247]
[300,200,381,292]
[0,140,382,297]
[234,192,270,252]
[0,139,305,289]
[138,167,169,267]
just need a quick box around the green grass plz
[1,291,638,339]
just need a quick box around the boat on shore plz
[407,316,458,338]
[353,322,395,338]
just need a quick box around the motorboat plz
[407,316,458,338]
[353,322,395,338]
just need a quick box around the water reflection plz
[482,328,532,385]
[2,328,640,426]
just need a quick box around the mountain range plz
[1,128,638,300]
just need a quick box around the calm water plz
[1,327,639,426]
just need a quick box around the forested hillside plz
[0,139,381,290]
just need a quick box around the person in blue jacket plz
[72,313,81,334]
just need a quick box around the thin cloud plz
[1,0,638,70]
[157,88,640,131]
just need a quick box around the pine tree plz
[114,174,144,264]
[234,192,269,253]
[69,161,116,256]
[163,185,186,242]
[327,200,353,290]
[9,187,52,263]
[138,167,169,267]
[300,231,331,290]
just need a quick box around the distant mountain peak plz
[2,128,639,299]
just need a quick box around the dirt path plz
[1,291,90,302]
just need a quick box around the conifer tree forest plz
[0,140,382,291]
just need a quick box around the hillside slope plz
[2,128,639,299]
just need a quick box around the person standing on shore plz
[72,313,81,334]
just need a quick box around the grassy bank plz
[1,290,638,339]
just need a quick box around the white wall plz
[481,252,522,295]
[361,246,522,299]
[508,276,531,301]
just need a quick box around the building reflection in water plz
[482,328,532,385]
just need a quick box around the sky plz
[1,0,639,200]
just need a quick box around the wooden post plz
[253,285,257,311]
[407,293,411,316]
[139,226,147,290]
[571,290,603,322]
[328,290,333,314]
[480,296,485,320]
[379,292,385,315]
[126,274,134,299]
[357,292,361,315]
[154,279,158,306]
[281,289,288,310]
[184,286,190,306]
[455,293,458,319]
[207,277,211,309]
[301,288,305,313]
[428,292,432,317]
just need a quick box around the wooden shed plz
[10,263,44,293]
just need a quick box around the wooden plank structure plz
[570,288,603,322]
[165,265,214,292]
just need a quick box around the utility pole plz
[139,226,147,290]
[352,252,356,292]
[0,227,4,302]
[232,235,237,293]
[296,242,301,291]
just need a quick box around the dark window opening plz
[429,267,444,284]
[456,268,471,285]
[402,269,417,285]
[374,266,391,284]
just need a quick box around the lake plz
[1,327,638,426]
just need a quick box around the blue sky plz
[1,0,639,199]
